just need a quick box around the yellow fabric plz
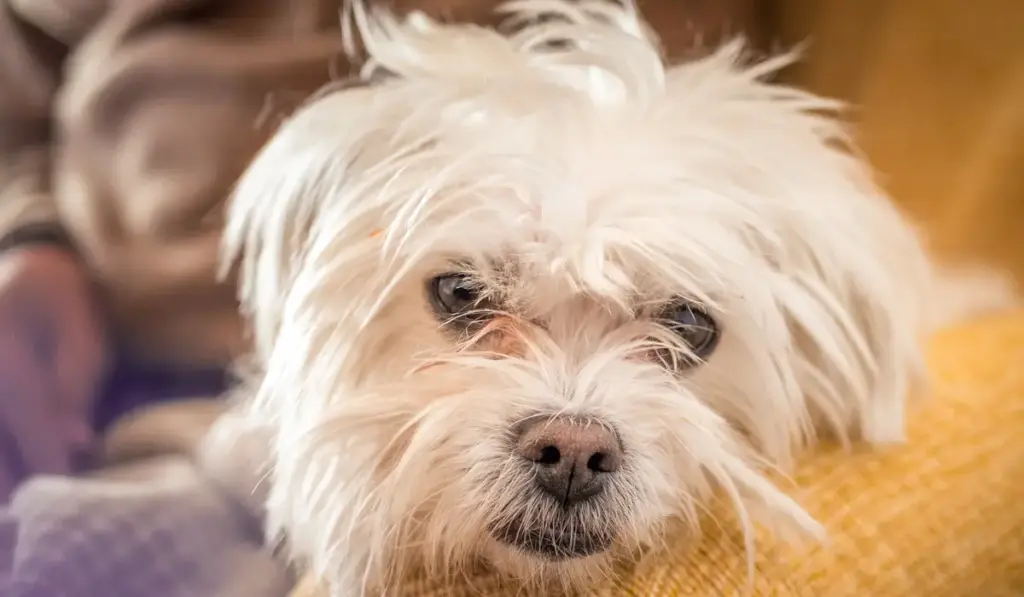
[293,311,1024,596]
[774,0,1024,280]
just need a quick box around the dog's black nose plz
[515,416,622,505]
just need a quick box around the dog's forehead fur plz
[232,0,910,323]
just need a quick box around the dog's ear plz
[657,42,934,450]
[772,147,933,448]
[771,118,935,446]
[790,240,930,447]
[221,85,384,364]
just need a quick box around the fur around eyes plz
[429,269,720,365]
[220,1,942,595]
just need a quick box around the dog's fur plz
[221,1,945,594]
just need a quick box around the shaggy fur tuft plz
[222,0,935,594]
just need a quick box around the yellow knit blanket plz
[292,312,1024,596]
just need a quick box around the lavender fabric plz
[0,456,293,597]
[0,351,291,597]
[0,358,287,597]
[0,357,230,503]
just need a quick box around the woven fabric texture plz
[294,311,1024,596]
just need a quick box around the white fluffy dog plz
[222,0,937,594]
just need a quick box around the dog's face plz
[224,1,929,593]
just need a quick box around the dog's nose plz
[515,416,622,505]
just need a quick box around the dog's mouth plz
[490,519,613,560]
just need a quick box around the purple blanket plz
[0,411,293,597]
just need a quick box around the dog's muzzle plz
[491,414,624,559]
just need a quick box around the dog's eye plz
[430,273,485,317]
[660,302,720,363]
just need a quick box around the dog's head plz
[223,0,929,592]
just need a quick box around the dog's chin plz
[489,515,616,561]
[482,521,620,593]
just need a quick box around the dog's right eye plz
[658,301,721,366]
[429,273,484,317]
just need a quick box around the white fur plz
[222,1,935,594]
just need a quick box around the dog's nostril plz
[537,445,561,465]
[514,415,623,505]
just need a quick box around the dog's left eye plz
[660,302,720,363]
[429,273,486,317]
